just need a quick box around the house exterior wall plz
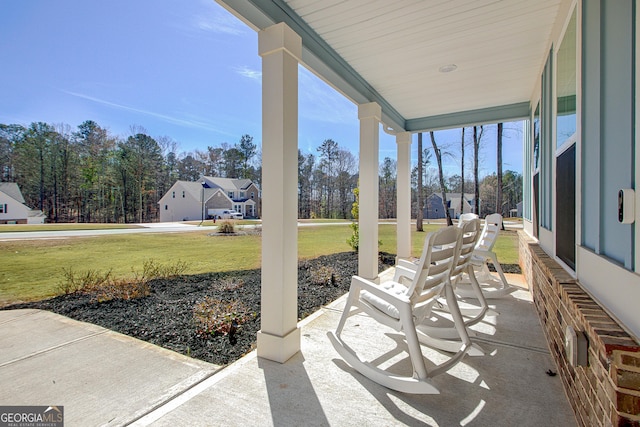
[158,182,203,222]
[582,0,634,268]
[522,1,640,425]
[0,191,30,224]
[206,192,232,211]
[424,194,446,219]
[244,183,260,217]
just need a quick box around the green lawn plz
[0,223,520,305]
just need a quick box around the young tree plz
[430,131,453,226]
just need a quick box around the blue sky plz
[0,0,522,177]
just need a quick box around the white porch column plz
[358,102,381,280]
[257,23,301,363]
[396,132,412,260]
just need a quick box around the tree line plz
[0,120,521,223]
[0,121,260,223]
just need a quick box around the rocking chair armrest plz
[350,276,411,305]
[392,265,417,284]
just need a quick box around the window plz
[228,191,234,199]
[556,10,577,151]
[172,191,175,198]
[164,205,168,210]
[0,204,6,213]
[182,191,185,198]
[240,191,245,198]
[251,192,254,199]
[555,9,577,270]
[533,103,540,172]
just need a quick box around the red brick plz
[621,354,640,368]
[617,392,640,416]
[615,370,640,390]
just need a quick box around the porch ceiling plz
[217,0,564,131]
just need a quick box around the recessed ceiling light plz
[439,64,458,73]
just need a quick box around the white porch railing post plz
[256,23,301,363]
[396,132,412,260]
[358,102,381,280]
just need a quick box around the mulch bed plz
[3,252,520,366]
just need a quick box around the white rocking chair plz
[328,226,476,394]
[401,218,494,339]
[455,213,515,299]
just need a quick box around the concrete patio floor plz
[0,273,576,426]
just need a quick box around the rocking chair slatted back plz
[408,226,462,308]
[475,213,502,253]
[451,218,482,282]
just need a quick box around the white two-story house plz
[0,182,46,224]
[158,177,260,222]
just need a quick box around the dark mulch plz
[3,252,394,366]
[3,252,520,366]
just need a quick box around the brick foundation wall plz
[519,232,640,426]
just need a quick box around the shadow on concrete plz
[259,352,330,426]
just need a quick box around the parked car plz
[221,210,243,220]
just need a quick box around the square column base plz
[256,327,301,363]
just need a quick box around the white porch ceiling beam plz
[405,102,531,133]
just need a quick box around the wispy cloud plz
[61,90,233,136]
[298,67,356,125]
[193,2,247,36]
[235,66,261,81]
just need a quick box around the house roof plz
[173,181,224,202]
[430,192,475,201]
[216,0,565,132]
[202,177,255,191]
[0,182,26,204]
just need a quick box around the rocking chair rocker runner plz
[455,213,516,299]
[328,226,477,394]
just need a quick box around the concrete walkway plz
[0,274,576,426]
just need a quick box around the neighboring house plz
[0,182,46,224]
[158,177,260,222]
[423,193,476,219]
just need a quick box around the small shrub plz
[218,221,235,234]
[141,259,189,280]
[56,268,112,295]
[346,222,359,251]
[220,277,245,291]
[90,277,150,303]
[310,265,338,286]
[193,297,255,338]
[56,265,152,302]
